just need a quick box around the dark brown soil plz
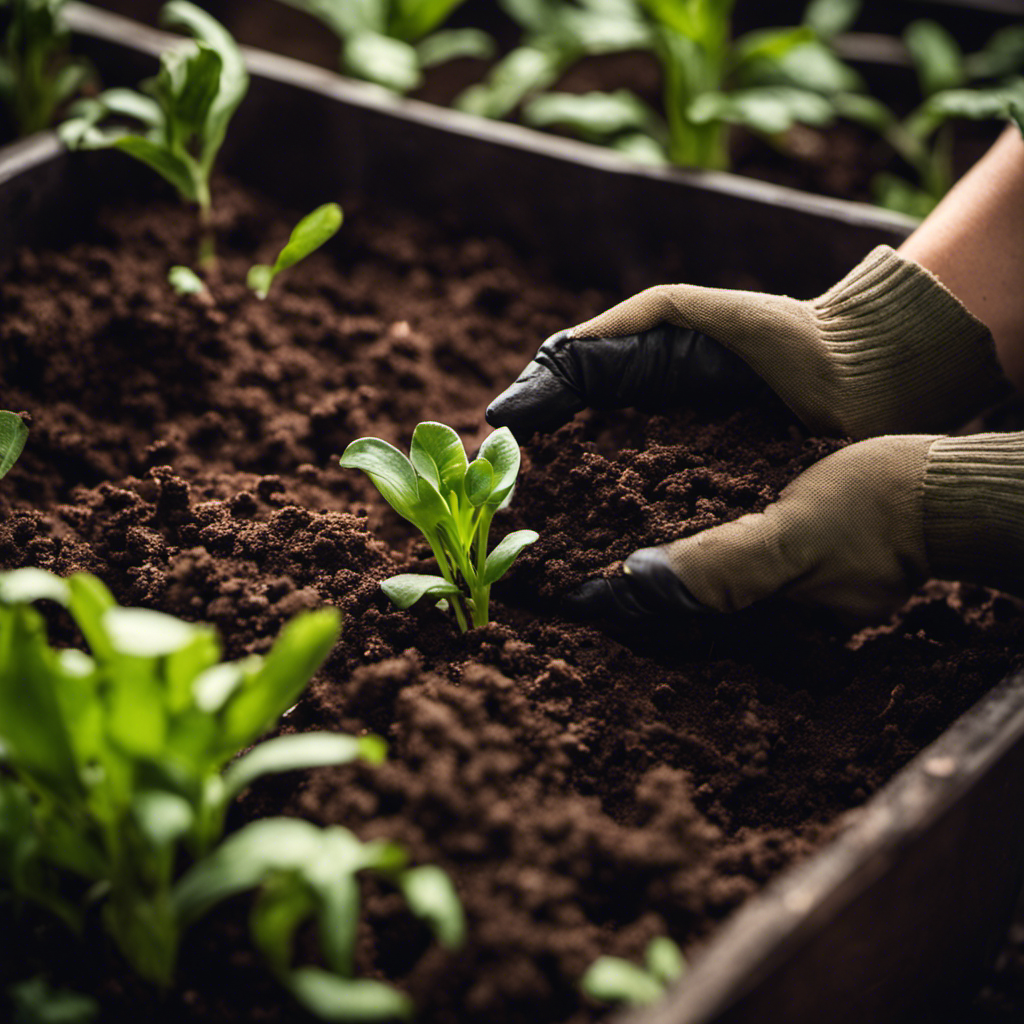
[2,177,1023,1024]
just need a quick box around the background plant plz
[248,201,343,299]
[59,0,248,265]
[340,422,537,632]
[0,568,462,1019]
[0,0,91,137]
[581,936,687,1007]
[868,20,1024,216]
[274,0,493,93]
[0,410,28,480]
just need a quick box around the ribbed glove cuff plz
[924,432,1024,595]
[812,247,1009,437]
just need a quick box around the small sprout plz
[59,1,248,264]
[8,975,98,1024]
[0,410,28,479]
[247,202,343,300]
[167,264,207,296]
[581,936,687,1007]
[340,422,537,632]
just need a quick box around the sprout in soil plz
[0,0,92,137]
[275,0,493,94]
[0,410,28,479]
[581,936,687,1007]
[167,263,207,296]
[58,0,248,268]
[339,422,538,632]
[248,202,344,300]
[0,568,463,1020]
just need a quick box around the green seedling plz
[167,264,206,296]
[58,1,248,265]
[0,410,28,479]
[866,20,1024,216]
[274,0,493,93]
[340,422,537,632]
[7,975,98,1024]
[581,936,687,1007]
[0,0,91,137]
[248,202,343,300]
[513,0,875,169]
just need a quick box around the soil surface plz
[2,177,1024,1024]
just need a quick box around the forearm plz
[899,126,1024,392]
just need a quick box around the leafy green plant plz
[0,0,91,137]
[868,21,1024,216]
[0,568,463,1019]
[167,264,207,296]
[0,410,28,479]
[274,0,493,93]
[58,1,248,265]
[248,201,343,299]
[340,422,537,632]
[6,976,97,1024]
[504,0,871,169]
[581,936,687,1007]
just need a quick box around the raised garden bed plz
[4,7,1024,1024]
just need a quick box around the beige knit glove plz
[488,246,1009,440]
[567,433,1024,622]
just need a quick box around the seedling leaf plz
[287,969,414,1022]
[339,439,420,521]
[646,936,687,985]
[247,202,343,299]
[477,426,521,505]
[0,410,28,479]
[381,574,462,609]
[0,567,69,607]
[344,32,421,92]
[410,422,467,493]
[168,265,206,295]
[482,530,538,586]
[464,458,493,507]
[222,732,384,799]
[399,865,465,950]
[581,956,665,1006]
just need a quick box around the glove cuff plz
[811,246,1010,437]
[923,432,1024,595]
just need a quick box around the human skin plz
[899,125,1024,392]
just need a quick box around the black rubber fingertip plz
[562,578,615,619]
[624,548,710,615]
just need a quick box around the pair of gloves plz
[486,246,1024,623]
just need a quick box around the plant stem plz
[196,182,217,271]
[470,507,495,629]
[424,527,469,633]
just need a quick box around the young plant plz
[867,21,1024,216]
[0,410,28,479]
[339,422,537,632]
[58,1,248,265]
[274,0,493,94]
[0,568,400,997]
[517,0,869,169]
[248,201,343,300]
[581,936,687,1007]
[455,0,651,122]
[0,0,91,137]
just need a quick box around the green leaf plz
[220,608,340,752]
[344,32,421,92]
[8,975,98,1024]
[646,937,687,985]
[482,530,538,586]
[0,411,28,479]
[249,202,343,299]
[111,135,198,202]
[223,732,385,799]
[132,790,195,847]
[477,427,521,505]
[93,87,162,127]
[168,265,206,295]
[172,44,223,134]
[250,872,315,976]
[733,26,815,68]
[399,865,465,949]
[690,86,835,134]
[287,969,414,1023]
[0,568,69,607]
[454,46,563,119]
[581,956,664,1006]
[802,0,860,41]
[339,438,420,522]
[417,28,494,68]
[524,89,661,142]
[390,0,468,40]
[464,458,494,507]
[66,574,117,663]
[905,19,966,97]
[410,422,467,494]
[965,26,1024,81]
[833,91,894,130]
[381,574,461,610]
[103,607,204,658]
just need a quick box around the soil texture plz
[1,177,1023,1024]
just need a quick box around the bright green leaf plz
[248,202,343,299]
[581,956,664,1006]
[0,411,28,479]
[477,427,521,505]
[410,422,467,494]
[399,865,465,949]
[646,936,687,985]
[381,574,461,610]
[482,530,538,586]
[339,438,420,522]
[168,265,206,295]
[102,607,204,658]
[132,791,195,847]
[344,32,421,92]
[0,568,68,607]
[464,458,494,507]
[417,28,494,68]
[287,969,414,1023]
[905,19,966,97]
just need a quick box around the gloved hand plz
[565,433,1024,622]
[487,246,1008,441]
